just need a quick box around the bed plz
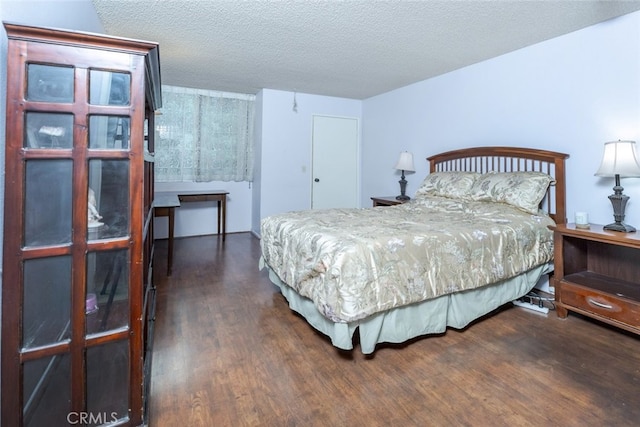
[259,147,569,354]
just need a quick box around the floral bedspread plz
[260,196,555,323]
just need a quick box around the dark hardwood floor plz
[149,233,640,426]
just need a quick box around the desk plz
[176,190,229,241]
[154,190,229,276]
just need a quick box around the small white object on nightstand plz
[575,211,589,229]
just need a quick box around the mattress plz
[260,195,555,324]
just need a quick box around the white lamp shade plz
[595,140,640,177]
[394,151,415,172]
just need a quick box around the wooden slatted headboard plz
[427,146,569,224]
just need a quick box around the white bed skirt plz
[260,257,552,354]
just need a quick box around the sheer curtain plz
[155,85,254,182]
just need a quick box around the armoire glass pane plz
[88,159,130,240]
[23,256,72,349]
[86,249,130,335]
[86,340,129,426]
[89,70,130,106]
[25,159,73,247]
[89,115,130,149]
[26,63,74,103]
[24,112,73,148]
[23,353,71,427]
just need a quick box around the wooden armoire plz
[2,22,161,426]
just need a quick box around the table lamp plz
[394,151,415,201]
[594,140,640,232]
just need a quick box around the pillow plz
[469,171,555,214]
[415,171,481,199]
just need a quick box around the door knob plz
[314,178,320,182]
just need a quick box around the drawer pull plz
[587,298,613,310]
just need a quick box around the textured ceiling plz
[91,0,640,99]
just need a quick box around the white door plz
[311,115,358,209]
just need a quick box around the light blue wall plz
[251,90,264,236]
[252,89,362,235]
[362,11,640,228]
[1,0,104,31]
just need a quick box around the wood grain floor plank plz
[149,233,640,426]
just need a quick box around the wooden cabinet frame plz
[2,22,161,426]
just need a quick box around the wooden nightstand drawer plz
[558,281,640,330]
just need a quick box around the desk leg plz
[221,196,226,241]
[167,207,175,275]
[216,200,221,239]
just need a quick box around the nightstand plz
[549,223,640,335]
[371,196,408,207]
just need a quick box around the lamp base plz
[604,177,635,232]
[603,222,636,233]
[397,175,410,201]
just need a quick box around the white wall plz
[362,11,640,229]
[251,90,264,236]
[154,181,252,238]
[252,89,362,235]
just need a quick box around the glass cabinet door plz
[23,354,72,426]
[90,70,131,106]
[24,112,74,149]
[86,249,129,335]
[87,159,130,240]
[23,256,72,349]
[24,159,73,246]
[86,340,130,425]
[20,65,134,426]
[26,63,74,103]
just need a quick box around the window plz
[154,85,254,182]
